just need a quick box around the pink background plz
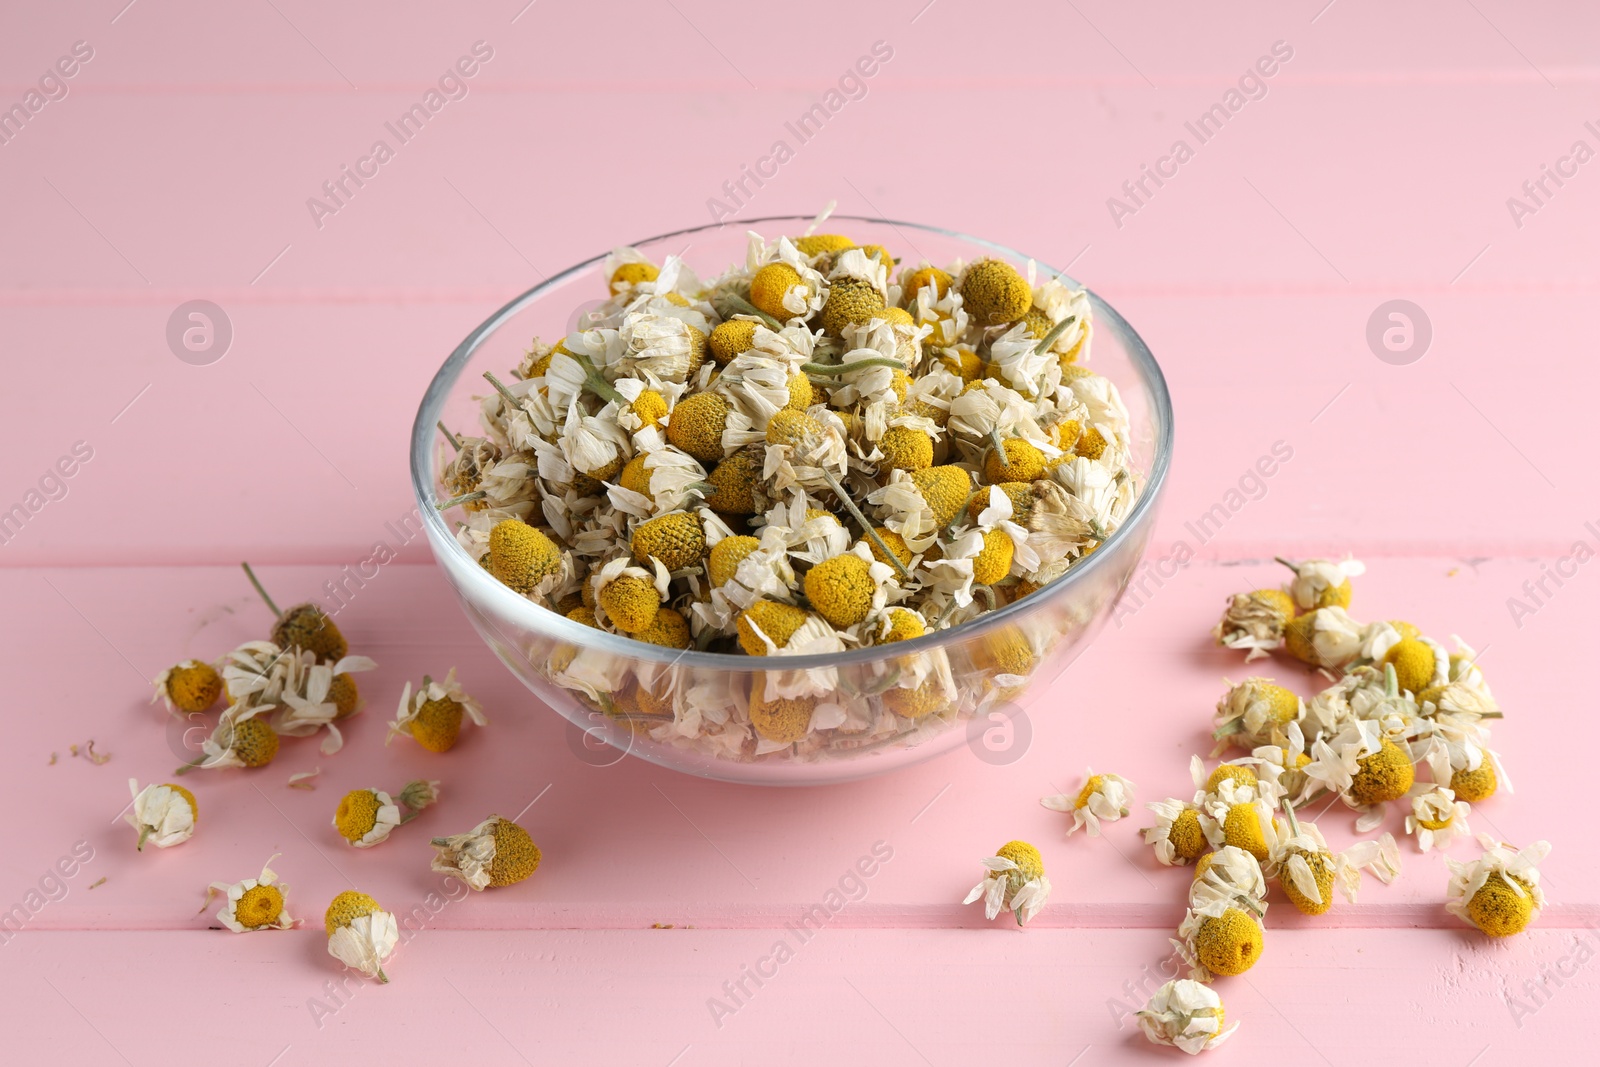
[3,1,1597,1063]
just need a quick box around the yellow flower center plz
[412,698,464,753]
[489,819,542,887]
[335,790,381,842]
[324,890,383,935]
[1467,874,1535,937]
[1074,775,1105,810]
[1196,908,1263,975]
[236,884,284,928]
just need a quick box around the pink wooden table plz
[4,2,1597,1063]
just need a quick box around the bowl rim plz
[410,213,1173,670]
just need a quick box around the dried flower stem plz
[482,371,524,412]
[437,422,461,451]
[819,471,912,582]
[723,292,785,331]
[801,357,905,376]
[1031,314,1076,355]
[566,350,628,406]
[436,490,487,511]
[241,561,281,617]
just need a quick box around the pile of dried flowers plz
[434,213,1138,759]
[1120,554,1550,1053]
[136,568,540,986]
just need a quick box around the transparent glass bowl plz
[410,216,1172,784]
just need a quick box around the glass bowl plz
[409,215,1172,784]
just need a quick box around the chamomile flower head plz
[749,688,816,744]
[703,450,763,514]
[908,465,973,528]
[802,552,878,628]
[1137,979,1239,1055]
[1383,637,1442,697]
[1201,793,1282,864]
[1349,736,1416,806]
[901,265,953,304]
[708,319,759,365]
[152,660,223,714]
[388,668,487,753]
[1188,845,1268,917]
[324,891,400,982]
[748,262,810,321]
[963,840,1052,926]
[1283,605,1363,669]
[1212,677,1303,751]
[665,391,730,462]
[337,777,440,850]
[271,603,348,664]
[1276,555,1364,611]
[1406,786,1472,852]
[1145,796,1210,866]
[736,599,812,655]
[631,512,708,571]
[635,606,692,649]
[1174,900,1264,981]
[818,277,887,338]
[959,259,1032,325]
[595,557,669,634]
[877,425,934,473]
[792,233,855,257]
[180,709,280,774]
[430,815,542,891]
[1445,836,1551,937]
[208,855,297,932]
[1041,768,1134,837]
[489,519,562,595]
[126,779,197,850]
[1450,760,1500,803]
[1212,588,1296,660]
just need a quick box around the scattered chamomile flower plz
[1276,555,1364,611]
[1405,786,1472,852]
[1272,799,1400,916]
[125,778,197,850]
[1283,605,1364,669]
[1136,979,1239,1055]
[1212,588,1296,661]
[334,780,441,848]
[1144,796,1210,867]
[151,660,222,715]
[205,855,297,932]
[1188,845,1268,917]
[962,840,1051,926]
[325,891,400,982]
[176,709,280,775]
[388,668,486,753]
[1445,835,1551,938]
[1212,677,1302,752]
[430,815,542,890]
[1040,768,1134,836]
[242,562,348,663]
[1173,899,1264,980]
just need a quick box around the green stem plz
[801,357,906,375]
[987,428,1008,466]
[1031,314,1077,355]
[399,810,423,825]
[941,486,981,541]
[723,292,785,331]
[173,753,208,777]
[482,371,523,412]
[137,826,151,852]
[819,472,912,582]
[1273,556,1298,573]
[1281,797,1302,838]
[567,350,628,406]
[376,967,389,984]
[435,490,487,511]
[240,562,281,617]
[436,422,461,451]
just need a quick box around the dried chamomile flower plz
[1040,768,1134,836]
[126,778,197,850]
[325,891,399,982]
[1136,979,1238,1055]
[152,660,222,714]
[177,708,280,775]
[1445,835,1551,937]
[959,259,1032,325]
[489,519,563,595]
[206,855,297,932]
[1212,588,1296,660]
[1200,792,1282,864]
[389,668,486,753]
[274,648,378,755]
[430,814,542,890]
[1283,605,1363,668]
[962,840,1051,926]
[1145,796,1209,866]
[1404,786,1472,852]
[334,780,441,848]
[242,562,348,663]
[1276,555,1364,611]
[1173,899,1264,980]
[1273,800,1400,915]
[1212,677,1302,751]
[1188,845,1268,917]
[1382,635,1446,697]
